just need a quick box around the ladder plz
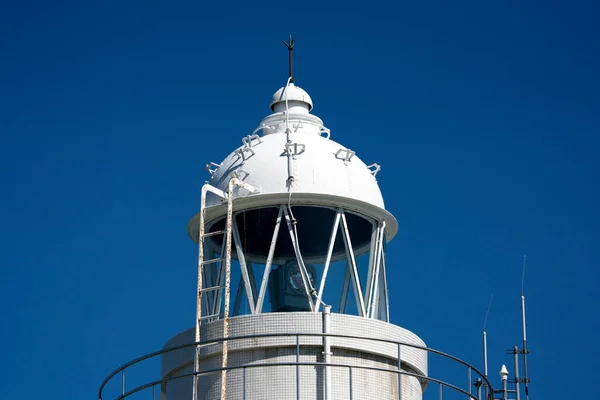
[192,178,256,400]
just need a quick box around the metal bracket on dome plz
[241,134,262,148]
[234,147,255,163]
[206,162,221,176]
[284,142,306,157]
[367,163,381,177]
[319,126,331,139]
[292,120,303,132]
[231,168,251,181]
[335,148,355,163]
[252,124,275,136]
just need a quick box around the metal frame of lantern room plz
[195,196,390,320]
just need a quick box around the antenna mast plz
[509,255,531,400]
[283,35,295,83]
[483,294,493,378]
[520,255,531,400]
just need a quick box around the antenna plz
[482,294,493,377]
[282,35,295,83]
[520,255,531,400]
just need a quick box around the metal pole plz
[340,212,366,316]
[317,212,341,306]
[468,367,472,396]
[296,335,300,400]
[256,207,283,312]
[514,346,521,400]
[397,343,402,400]
[243,367,247,400]
[500,365,508,400]
[283,35,295,82]
[521,295,530,400]
[323,305,332,400]
[220,179,236,400]
[483,331,488,377]
[288,44,293,82]
[121,369,125,396]
[348,367,353,400]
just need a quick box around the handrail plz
[113,362,482,400]
[99,332,494,400]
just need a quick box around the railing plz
[99,333,495,400]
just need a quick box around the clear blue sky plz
[1,0,598,398]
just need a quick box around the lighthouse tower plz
[99,41,494,400]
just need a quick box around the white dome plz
[269,83,313,112]
[210,133,384,208]
[192,84,398,242]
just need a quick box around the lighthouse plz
[99,40,494,400]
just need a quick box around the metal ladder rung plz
[201,230,226,238]
[199,312,224,321]
[202,257,223,265]
[200,285,225,293]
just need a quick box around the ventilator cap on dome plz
[269,83,313,112]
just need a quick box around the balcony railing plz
[99,332,494,400]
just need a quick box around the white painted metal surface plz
[207,130,385,208]
[270,83,313,112]
[204,87,389,205]
[191,83,398,244]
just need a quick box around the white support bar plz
[379,251,390,322]
[339,265,351,313]
[316,211,341,311]
[368,221,386,318]
[256,206,283,313]
[283,206,315,312]
[364,223,380,309]
[232,217,256,315]
[340,212,366,317]
[232,278,244,316]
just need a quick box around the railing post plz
[323,306,332,400]
[468,367,472,397]
[348,366,353,400]
[243,367,247,400]
[397,343,402,400]
[121,369,126,397]
[296,335,300,400]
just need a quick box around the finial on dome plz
[282,35,295,83]
[271,36,312,112]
